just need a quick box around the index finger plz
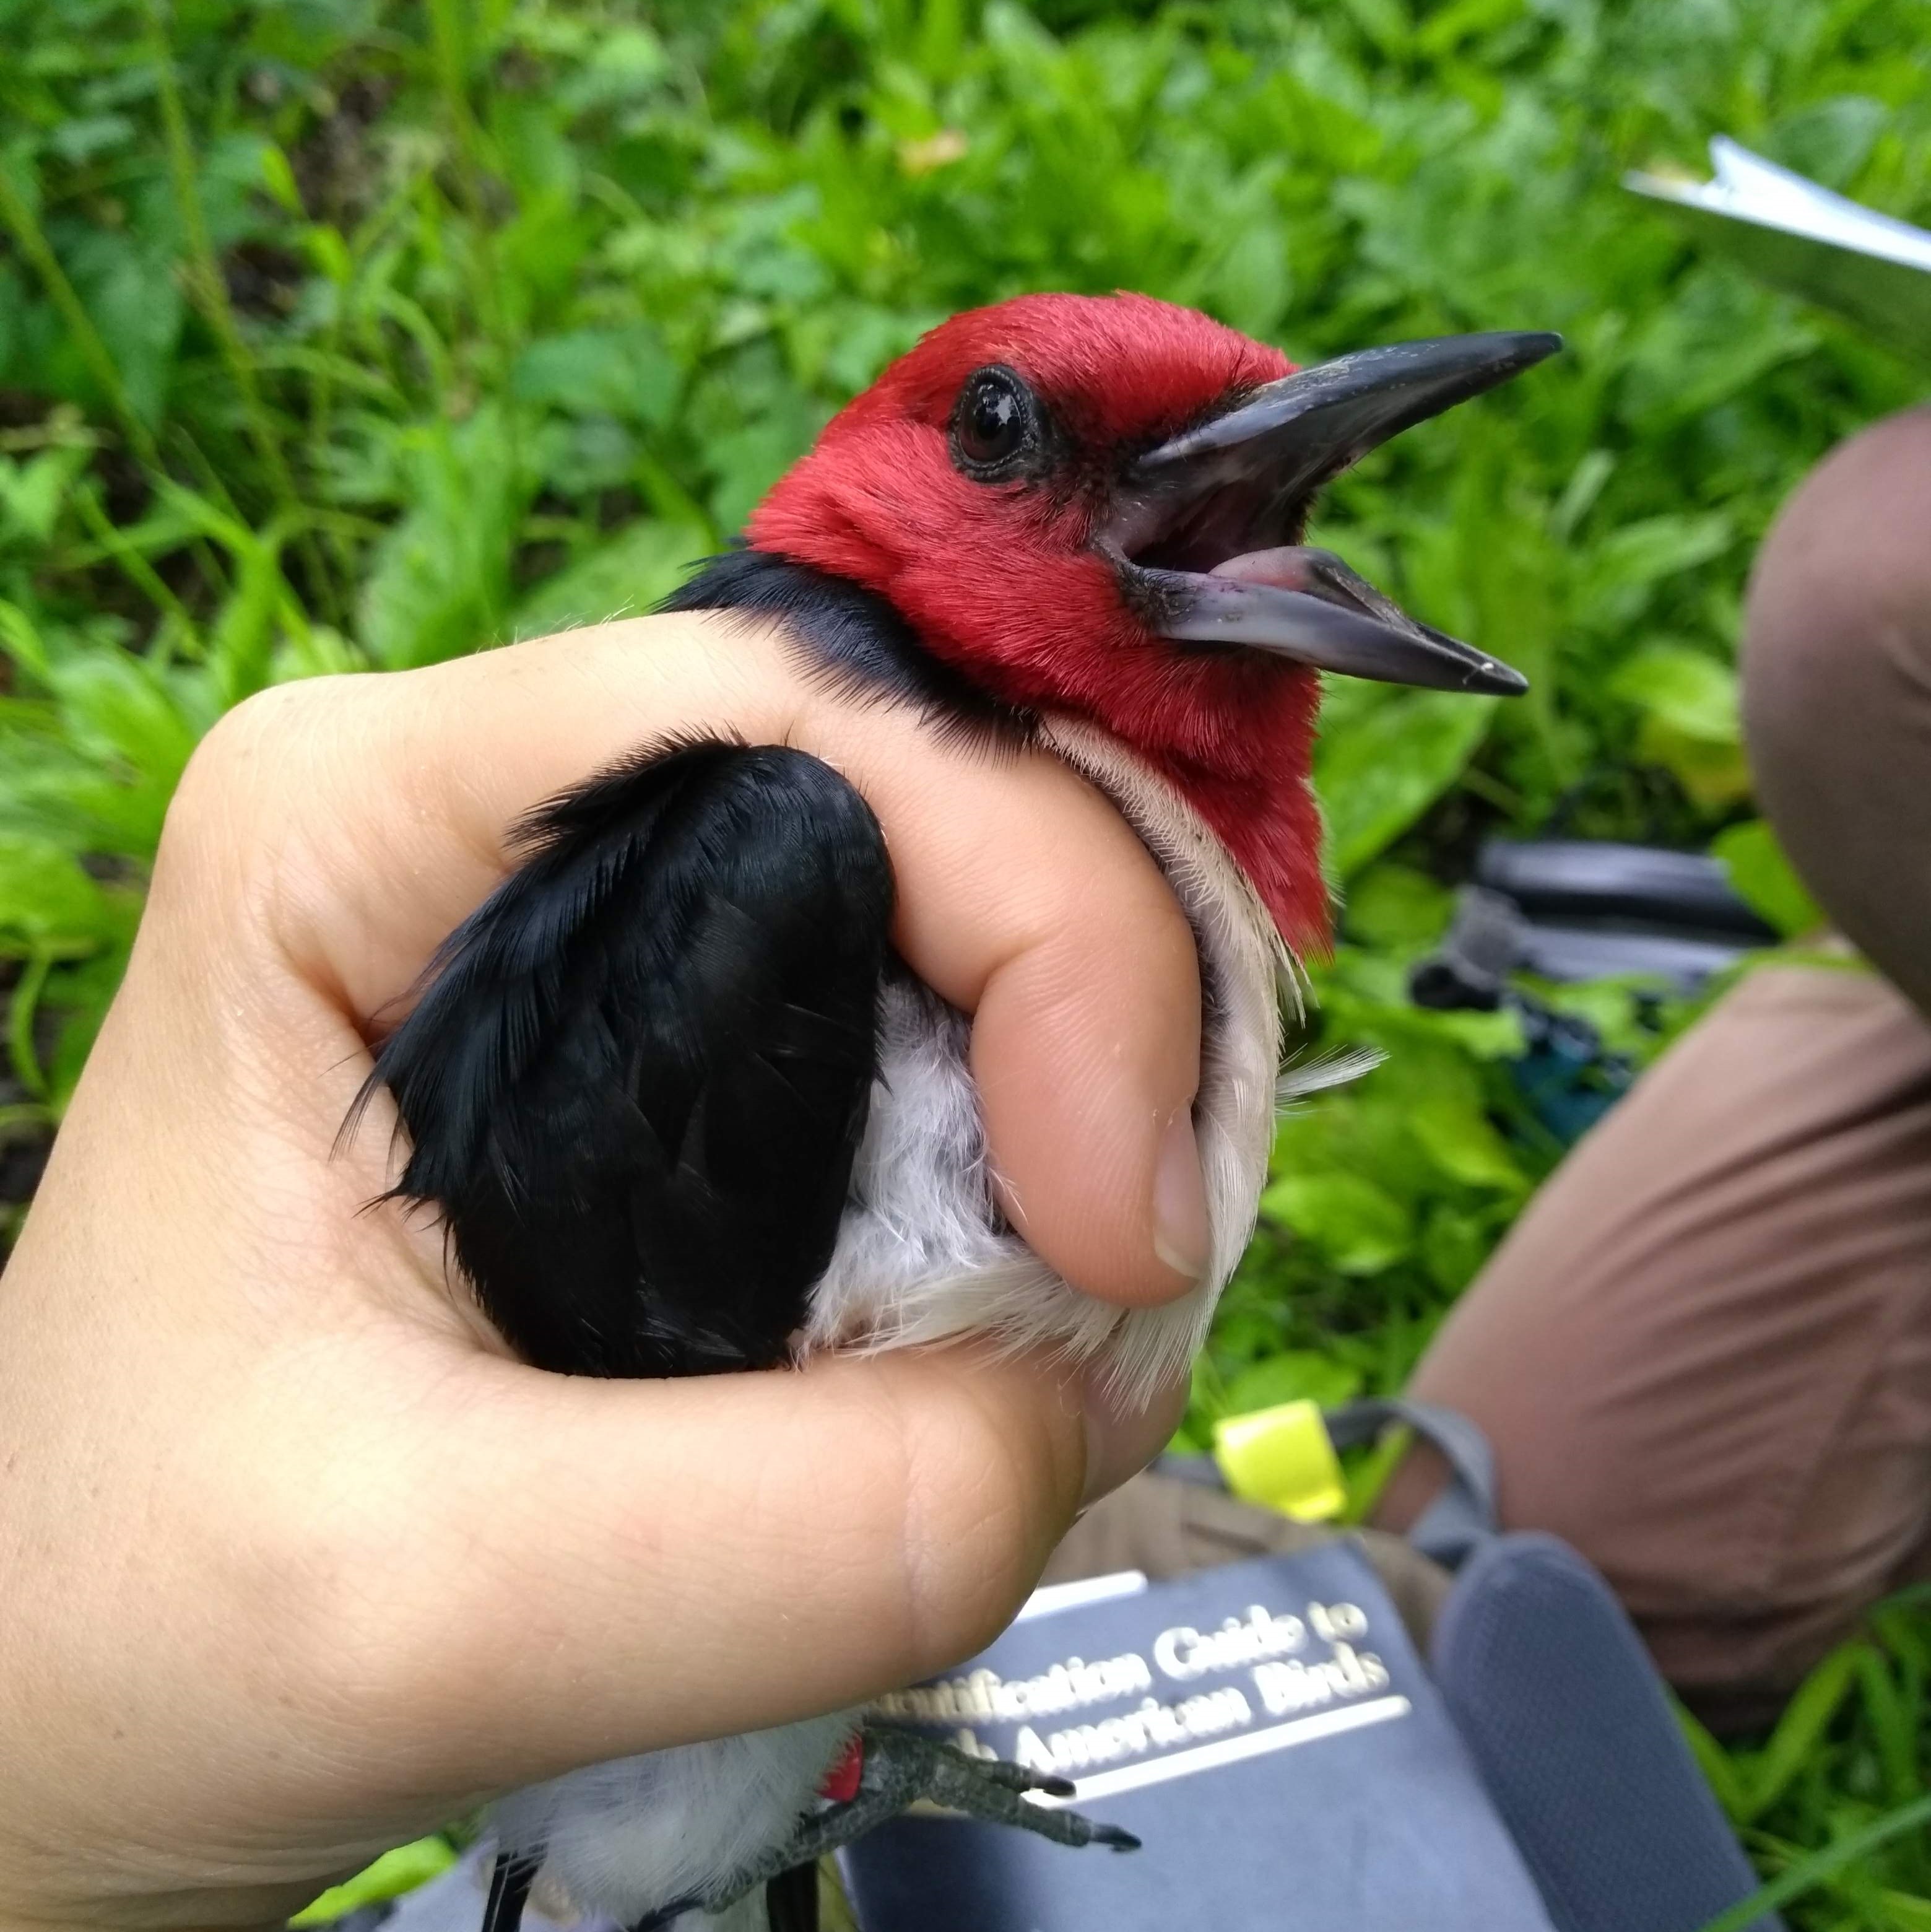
[168,611,1205,1306]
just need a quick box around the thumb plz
[345,1345,1119,1798]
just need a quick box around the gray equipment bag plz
[1329,1401,1781,1932]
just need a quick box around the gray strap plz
[1325,1398,1499,1567]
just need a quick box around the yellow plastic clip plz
[1212,1399,1347,1522]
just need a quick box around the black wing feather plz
[367,738,893,1379]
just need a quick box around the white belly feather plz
[500,721,1296,1926]
[804,716,1293,1403]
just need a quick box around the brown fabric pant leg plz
[1377,406,1931,1731]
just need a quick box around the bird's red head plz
[749,293,1554,950]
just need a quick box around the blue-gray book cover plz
[838,1542,1555,1931]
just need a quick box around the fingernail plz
[1081,1365,1189,1507]
[1151,1108,1210,1286]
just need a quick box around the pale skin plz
[0,612,1212,1931]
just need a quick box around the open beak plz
[1107,332,1561,697]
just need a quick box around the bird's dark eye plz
[951,366,1039,479]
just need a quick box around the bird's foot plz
[703,1721,1136,1910]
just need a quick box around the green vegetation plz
[2,0,1927,1921]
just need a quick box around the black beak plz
[1111,331,1561,697]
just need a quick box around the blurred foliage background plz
[2,0,1929,1922]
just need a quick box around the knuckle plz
[160,684,313,856]
[888,1371,1070,1680]
[180,682,305,797]
[152,679,360,917]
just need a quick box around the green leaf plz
[704,394,822,536]
[1314,685,1496,878]
[1408,1094,1524,1191]
[1340,863,1454,952]
[0,733,177,859]
[1222,1351,1363,1415]
[513,521,712,638]
[271,627,368,685]
[207,544,292,710]
[1770,95,1888,190]
[1204,218,1291,339]
[1366,1032,1524,1191]
[1420,1205,1490,1294]
[47,649,199,796]
[512,326,682,427]
[1582,515,1735,613]
[1711,820,1823,941]
[0,626,199,861]
[0,835,116,948]
[1259,1172,1414,1275]
[0,599,51,684]
[1610,644,1740,746]
[556,25,670,115]
[53,229,183,427]
[357,407,534,670]
[1610,645,1750,807]
[1412,1007,1527,1061]
[48,115,137,167]
[258,141,303,216]
[0,446,88,544]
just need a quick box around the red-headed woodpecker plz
[363,293,1557,1932]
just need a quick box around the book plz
[837,1541,1556,1931]
[1626,136,1931,367]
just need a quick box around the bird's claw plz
[700,1721,1137,1912]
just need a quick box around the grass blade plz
[1744,1640,1866,1821]
[1699,1798,1931,1932]
[0,154,163,472]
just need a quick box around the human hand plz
[0,612,1204,1929]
